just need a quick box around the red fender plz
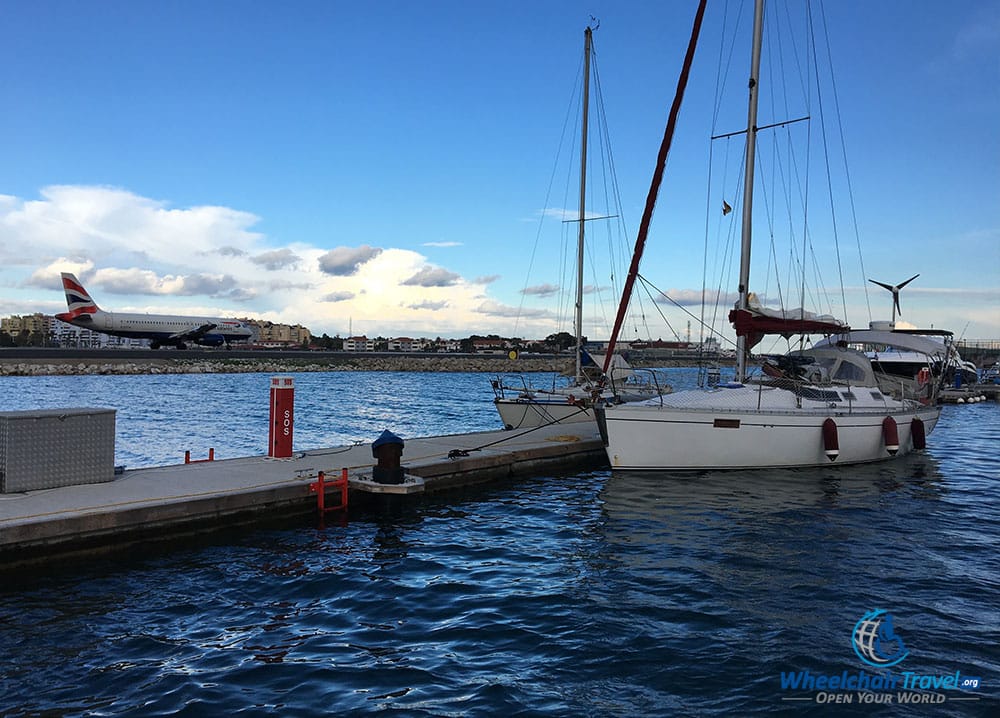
[822,418,839,461]
[911,417,926,450]
[882,416,899,456]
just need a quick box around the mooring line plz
[448,403,591,459]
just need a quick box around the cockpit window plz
[833,361,867,382]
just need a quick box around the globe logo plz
[852,609,908,667]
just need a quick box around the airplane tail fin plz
[57,272,100,320]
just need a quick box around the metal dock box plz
[0,408,116,493]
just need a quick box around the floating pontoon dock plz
[0,425,605,567]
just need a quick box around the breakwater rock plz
[0,355,575,376]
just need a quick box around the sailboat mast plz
[575,26,592,383]
[735,0,765,383]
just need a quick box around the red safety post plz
[309,469,349,514]
[185,448,216,464]
[268,376,295,458]
[337,467,348,510]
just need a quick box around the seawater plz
[0,369,998,716]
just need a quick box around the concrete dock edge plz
[0,425,607,567]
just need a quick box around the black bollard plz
[372,429,405,484]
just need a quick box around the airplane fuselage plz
[59,310,253,348]
[55,272,254,349]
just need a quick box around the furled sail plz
[728,293,848,349]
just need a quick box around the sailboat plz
[595,0,942,470]
[492,25,668,430]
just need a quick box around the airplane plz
[54,272,254,349]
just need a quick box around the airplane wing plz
[168,323,217,341]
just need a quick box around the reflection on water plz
[604,450,945,516]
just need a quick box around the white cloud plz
[522,283,560,298]
[475,299,554,320]
[532,207,611,222]
[402,266,461,287]
[407,300,449,311]
[0,185,263,269]
[252,248,301,270]
[321,291,355,303]
[0,184,651,337]
[317,245,382,276]
[654,288,741,307]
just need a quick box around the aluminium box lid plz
[0,408,116,419]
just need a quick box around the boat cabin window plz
[840,391,857,401]
[870,391,884,400]
[799,387,842,402]
[833,360,868,382]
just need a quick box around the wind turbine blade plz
[896,273,920,290]
[868,279,894,292]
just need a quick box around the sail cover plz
[729,294,848,349]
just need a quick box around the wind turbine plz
[869,274,920,324]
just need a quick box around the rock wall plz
[0,356,575,376]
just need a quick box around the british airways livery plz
[55,272,254,349]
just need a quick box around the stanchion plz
[309,469,349,514]
[184,448,215,464]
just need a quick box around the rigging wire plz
[637,273,737,348]
[511,28,640,350]
[588,49,629,339]
[512,52,584,337]
[807,0,850,325]
[817,0,873,323]
[704,0,857,361]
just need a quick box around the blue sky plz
[0,0,997,344]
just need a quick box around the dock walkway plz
[0,425,605,566]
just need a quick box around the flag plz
[722,200,732,216]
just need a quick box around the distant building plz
[345,336,374,352]
[247,320,312,348]
[472,338,508,354]
[1,313,52,337]
[48,317,147,348]
[388,337,418,352]
[629,339,694,351]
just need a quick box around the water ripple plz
[1,375,998,715]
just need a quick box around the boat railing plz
[607,368,672,405]
[491,375,536,400]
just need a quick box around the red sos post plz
[268,376,295,458]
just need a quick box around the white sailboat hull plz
[494,396,594,430]
[494,380,668,430]
[598,385,940,470]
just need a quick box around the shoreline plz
[0,355,563,376]
[0,351,715,376]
